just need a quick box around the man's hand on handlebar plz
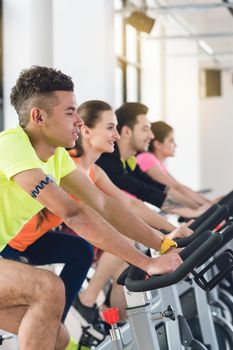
[146,253,183,276]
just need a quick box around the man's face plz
[42,91,83,148]
[130,114,154,152]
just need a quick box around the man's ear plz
[31,108,44,125]
[121,125,132,139]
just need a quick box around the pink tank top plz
[137,152,168,174]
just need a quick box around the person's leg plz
[79,251,127,307]
[4,231,94,321]
[0,308,69,350]
[0,258,68,350]
[76,251,128,321]
[108,263,128,320]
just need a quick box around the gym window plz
[114,0,141,106]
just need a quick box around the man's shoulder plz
[0,127,28,153]
[0,125,26,142]
[0,126,19,136]
[96,149,122,177]
[97,148,120,163]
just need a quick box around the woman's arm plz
[167,188,200,209]
[146,165,208,207]
[93,165,174,231]
[93,165,192,238]
[162,201,211,219]
[177,184,210,205]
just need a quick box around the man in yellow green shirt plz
[0,66,183,350]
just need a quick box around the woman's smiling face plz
[81,110,120,153]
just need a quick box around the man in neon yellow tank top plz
[0,66,183,350]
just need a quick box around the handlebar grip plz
[218,190,233,215]
[125,232,223,292]
[195,224,233,269]
[215,223,233,249]
[117,231,211,286]
[175,205,228,247]
[179,230,212,261]
[189,204,219,231]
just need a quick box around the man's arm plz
[13,168,182,275]
[96,154,166,208]
[132,164,166,191]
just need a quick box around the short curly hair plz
[10,66,74,127]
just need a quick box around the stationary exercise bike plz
[97,199,233,350]
[98,229,227,350]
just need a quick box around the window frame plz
[114,0,142,104]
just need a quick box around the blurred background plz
[1,0,233,197]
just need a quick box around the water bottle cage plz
[192,249,233,291]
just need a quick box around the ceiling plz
[127,0,233,70]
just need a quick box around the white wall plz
[3,0,31,128]
[165,40,200,190]
[141,34,162,120]
[142,24,233,196]
[141,28,201,190]
[3,0,115,128]
[53,0,115,106]
[141,26,233,195]
[199,70,233,196]
[3,0,54,128]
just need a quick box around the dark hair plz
[10,66,74,127]
[115,102,148,134]
[74,100,112,156]
[148,121,173,152]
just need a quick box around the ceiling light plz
[198,40,214,55]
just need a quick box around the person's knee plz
[35,269,65,315]
[55,324,70,350]
[43,270,65,305]
[112,261,128,281]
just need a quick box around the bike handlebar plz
[189,204,219,231]
[196,224,233,267]
[123,231,223,292]
[175,205,228,247]
[218,190,233,215]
